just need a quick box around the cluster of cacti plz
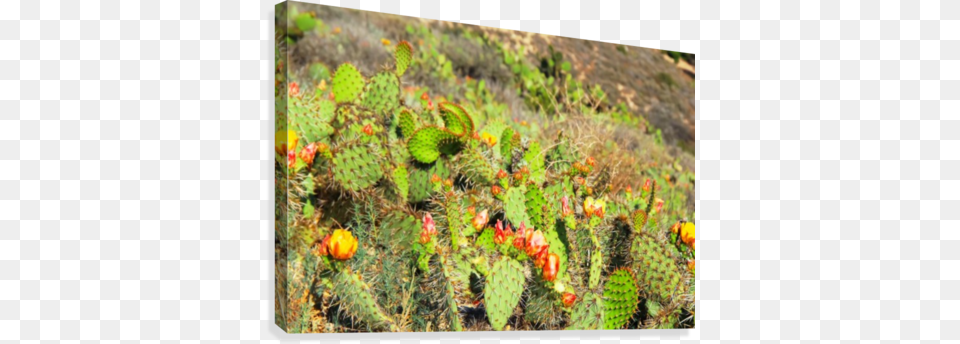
[276,2,695,333]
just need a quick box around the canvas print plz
[275,1,696,333]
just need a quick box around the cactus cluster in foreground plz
[276,5,695,332]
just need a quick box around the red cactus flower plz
[643,179,652,192]
[542,253,559,282]
[561,196,573,217]
[497,169,508,179]
[513,222,527,249]
[299,142,318,166]
[363,124,374,136]
[654,198,664,214]
[423,212,437,236]
[534,245,550,268]
[562,292,577,307]
[491,185,502,196]
[494,220,507,245]
[471,209,488,231]
[420,92,429,101]
[427,100,434,111]
[287,148,297,169]
[318,234,331,256]
[288,81,300,97]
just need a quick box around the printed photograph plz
[275,1,696,333]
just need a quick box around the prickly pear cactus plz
[331,142,384,191]
[567,292,604,330]
[332,63,364,103]
[392,165,409,201]
[398,109,418,138]
[602,268,639,329]
[503,186,528,226]
[333,271,398,331]
[407,126,462,164]
[395,40,413,76]
[408,160,449,202]
[630,234,685,303]
[589,249,602,288]
[362,72,400,117]
[484,257,524,331]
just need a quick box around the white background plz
[3,0,955,342]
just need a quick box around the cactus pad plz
[333,271,398,331]
[398,109,418,138]
[395,40,413,76]
[503,186,528,227]
[589,249,602,288]
[438,102,474,135]
[484,257,525,331]
[567,292,603,330]
[523,184,547,231]
[291,99,335,143]
[362,72,400,117]
[392,165,409,202]
[407,126,461,164]
[332,143,384,191]
[630,234,684,302]
[332,63,364,104]
[408,160,449,203]
[602,268,639,329]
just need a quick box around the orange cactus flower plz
[362,124,374,136]
[687,260,695,272]
[525,230,548,257]
[625,185,633,194]
[494,220,513,245]
[542,253,559,282]
[472,209,488,231]
[327,229,358,260]
[670,221,682,234]
[430,174,441,184]
[299,142,318,166]
[497,169,508,179]
[585,156,596,167]
[680,222,695,248]
[318,234,332,256]
[513,171,523,181]
[420,92,430,101]
[491,185,502,196]
[520,166,530,175]
[381,38,391,46]
[513,222,528,249]
[562,292,577,307]
[288,81,300,97]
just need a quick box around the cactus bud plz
[670,221,682,234]
[542,253,559,282]
[574,176,585,185]
[494,220,508,245]
[643,178,653,192]
[586,156,596,167]
[420,92,429,101]
[583,197,595,217]
[427,100,434,111]
[520,166,530,175]
[326,229,358,260]
[497,169,508,179]
[626,185,633,194]
[654,198,664,214]
[381,38,391,46]
[299,142,318,166]
[472,209,488,230]
[287,148,297,169]
[317,234,331,256]
[562,292,577,307]
[467,205,476,216]
[430,174,441,184]
[363,124,374,136]
[561,196,573,217]
[687,260,695,272]
[443,179,454,188]
[513,171,523,181]
[491,185,502,196]
[288,81,300,97]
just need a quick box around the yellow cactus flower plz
[327,229,358,260]
[275,129,298,156]
[481,132,497,147]
[680,222,695,249]
[381,38,391,46]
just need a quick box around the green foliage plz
[395,40,413,76]
[567,292,603,330]
[408,159,449,202]
[362,72,401,117]
[392,165,409,202]
[503,186,528,227]
[630,234,684,303]
[484,258,525,331]
[332,143,384,191]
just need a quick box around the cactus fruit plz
[332,63,364,103]
[602,268,640,329]
[395,40,413,76]
[484,257,525,331]
[331,142,384,191]
[630,234,685,303]
[362,72,401,117]
[333,271,398,331]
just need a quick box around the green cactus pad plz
[524,280,562,326]
[476,228,496,252]
[407,126,461,164]
[567,292,603,330]
[333,271,398,332]
[395,40,413,76]
[602,268,639,329]
[331,143,384,191]
[503,186,528,227]
[484,257,525,331]
[445,199,464,247]
[459,146,496,185]
[523,140,545,182]
[438,102,474,135]
[362,72,400,117]
[523,184,547,231]
[589,249,602,289]
[393,165,409,202]
[630,234,685,302]
[332,63,364,104]
[398,109,418,138]
[500,127,515,162]
[408,160,449,203]
[291,101,335,143]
